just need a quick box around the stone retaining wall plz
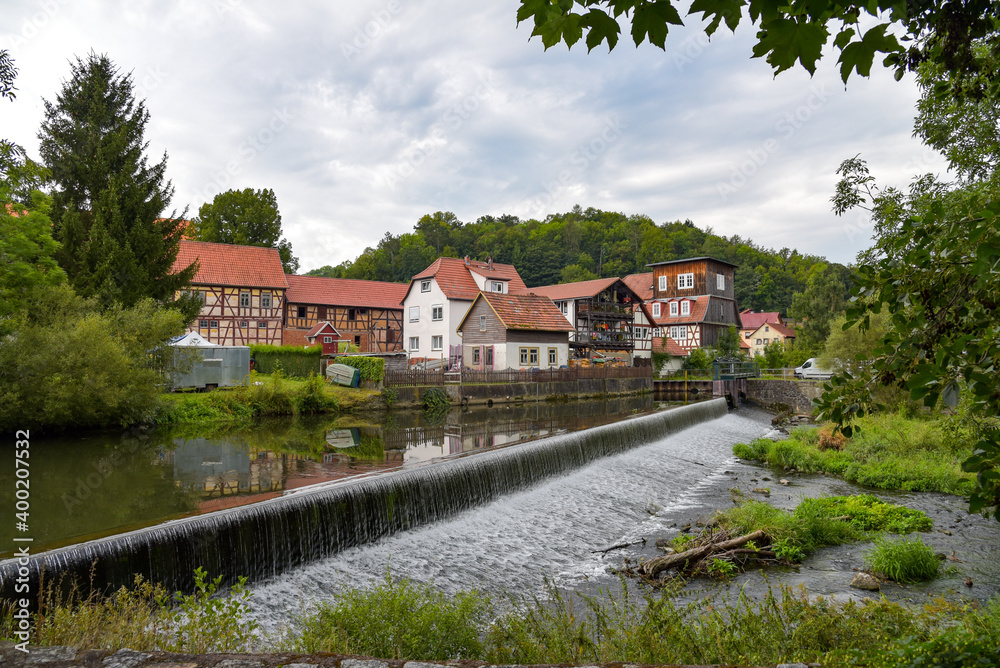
[744,379,825,414]
[390,377,651,407]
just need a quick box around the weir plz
[0,399,727,599]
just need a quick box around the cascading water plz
[0,399,731,600]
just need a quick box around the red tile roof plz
[285,275,408,309]
[623,272,654,300]
[650,296,711,326]
[409,257,528,301]
[174,240,288,289]
[305,321,341,339]
[459,292,573,333]
[749,321,796,338]
[739,310,783,330]
[739,338,751,349]
[530,277,619,301]
[652,337,688,356]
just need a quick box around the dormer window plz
[652,303,661,317]
[669,301,678,317]
[681,300,690,316]
[420,280,431,293]
[492,281,504,293]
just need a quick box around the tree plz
[516,0,1000,87]
[714,325,742,359]
[788,262,853,350]
[0,49,15,101]
[192,187,299,273]
[38,52,196,313]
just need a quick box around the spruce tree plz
[38,52,196,311]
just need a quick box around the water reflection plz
[0,396,663,556]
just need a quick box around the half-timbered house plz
[645,257,741,352]
[456,292,572,370]
[530,277,651,362]
[623,272,655,360]
[282,275,407,353]
[173,240,287,345]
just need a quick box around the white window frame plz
[480,314,487,331]
[670,326,687,340]
[323,336,332,343]
[409,336,419,351]
[669,301,678,316]
[558,301,568,315]
[420,280,431,293]
[409,306,419,322]
[257,321,267,329]
[431,305,443,321]
[681,300,690,316]
[717,273,725,291]
[492,281,504,293]
[431,335,443,351]
[658,275,667,291]
[678,273,694,289]
[652,303,661,317]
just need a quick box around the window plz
[409,306,419,322]
[297,306,306,318]
[473,348,481,365]
[669,301,678,316]
[764,325,770,332]
[557,301,568,315]
[669,326,687,340]
[258,322,267,329]
[717,273,725,291]
[261,292,271,309]
[681,300,690,316]
[431,335,443,350]
[348,309,356,321]
[199,320,208,328]
[763,338,769,344]
[756,338,762,345]
[658,275,667,291]
[323,336,332,343]
[409,336,419,351]
[519,347,539,366]
[420,280,431,293]
[240,292,250,308]
[354,335,361,345]
[548,348,557,365]
[480,314,487,331]
[210,320,219,328]
[240,321,248,329]
[678,273,694,289]
[492,281,504,293]
[652,303,661,317]
[485,347,493,365]
[745,332,751,338]
[432,305,443,321]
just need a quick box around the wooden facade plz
[285,303,403,353]
[571,284,636,357]
[647,257,741,352]
[190,286,285,345]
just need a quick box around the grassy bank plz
[733,412,975,496]
[6,568,999,667]
[157,372,381,426]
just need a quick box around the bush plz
[865,536,940,583]
[295,372,337,414]
[333,356,385,383]
[250,344,321,378]
[734,438,770,460]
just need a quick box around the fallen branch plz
[592,539,646,555]
[639,529,767,578]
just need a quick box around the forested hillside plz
[307,207,853,324]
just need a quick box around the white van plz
[794,358,833,380]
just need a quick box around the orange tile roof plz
[530,277,620,301]
[409,257,528,301]
[285,274,408,309]
[623,272,654,300]
[173,240,288,289]
[305,321,341,339]
[749,321,796,338]
[739,310,783,330]
[650,295,711,326]
[459,292,573,333]
[652,337,688,356]
[739,338,751,349]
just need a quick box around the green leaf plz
[837,24,900,81]
[941,380,960,408]
[689,0,745,34]
[752,17,828,75]
[631,1,684,48]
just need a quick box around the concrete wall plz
[745,378,825,414]
[390,376,652,407]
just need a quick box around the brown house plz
[283,275,408,353]
[646,257,740,351]
[456,292,572,370]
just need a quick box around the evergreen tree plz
[38,52,195,312]
[192,187,299,273]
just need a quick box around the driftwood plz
[639,529,767,578]
[592,539,646,555]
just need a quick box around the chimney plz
[464,256,470,266]
[487,256,493,270]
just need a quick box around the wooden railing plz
[384,368,446,387]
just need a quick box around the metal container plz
[171,346,251,390]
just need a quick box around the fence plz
[384,365,651,388]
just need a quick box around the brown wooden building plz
[173,240,287,346]
[646,257,740,351]
[283,275,408,353]
[456,292,572,370]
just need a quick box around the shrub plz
[733,438,770,460]
[817,425,848,451]
[865,536,940,583]
[295,372,337,414]
[250,344,321,378]
[333,356,385,383]
[422,387,450,409]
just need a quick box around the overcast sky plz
[2,0,949,271]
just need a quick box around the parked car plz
[794,358,833,380]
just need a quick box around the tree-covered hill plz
[307,206,851,322]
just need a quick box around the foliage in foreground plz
[733,414,975,496]
[865,536,941,584]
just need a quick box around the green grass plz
[732,412,975,496]
[865,535,941,583]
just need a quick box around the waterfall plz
[0,399,727,599]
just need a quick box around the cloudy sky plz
[2,0,948,271]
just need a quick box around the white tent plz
[169,331,219,347]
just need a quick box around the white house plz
[400,256,528,366]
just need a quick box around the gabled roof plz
[739,310,783,330]
[646,256,738,268]
[173,240,288,289]
[458,292,573,333]
[748,321,796,338]
[652,337,688,356]
[650,295,711,326]
[285,275,408,309]
[739,338,751,349]
[623,272,654,301]
[305,321,341,339]
[408,256,528,301]
[530,277,620,301]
